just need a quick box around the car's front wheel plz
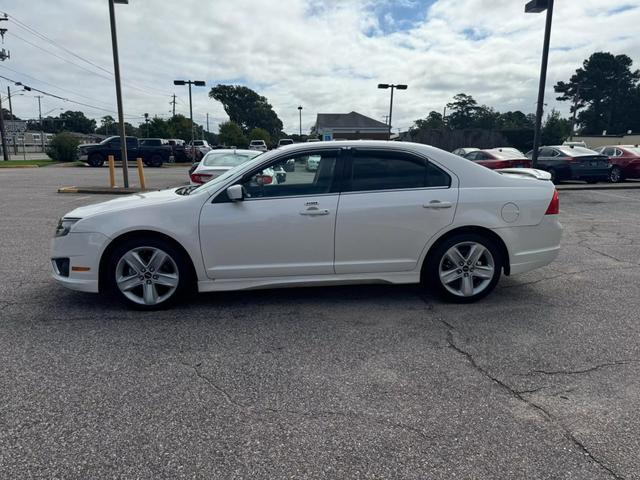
[107,237,191,309]
[87,154,104,168]
[145,154,164,168]
[426,234,502,303]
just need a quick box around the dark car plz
[167,138,189,163]
[526,145,610,184]
[78,136,173,168]
[595,145,640,183]
[463,148,532,170]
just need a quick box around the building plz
[314,111,390,141]
[572,133,640,149]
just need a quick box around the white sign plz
[4,121,27,133]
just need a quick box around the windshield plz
[558,146,599,156]
[202,151,260,167]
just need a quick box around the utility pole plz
[382,115,389,125]
[298,105,303,137]
[35,95,45,151]
[206,113,209,134]
[170,94,176,117]
[0,94,8,160]
[144,112,149,137]
[108,0,130,187]
[173,80,205,158]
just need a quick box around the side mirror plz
[227,184,244,201]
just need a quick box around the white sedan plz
[51,141,561,309]
[189,149,261,185]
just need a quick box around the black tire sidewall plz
[426,233,502,303]
[610,167,622,183]
[106,237,191,310]
[88,154,104,167]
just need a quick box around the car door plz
[334,148,457,274]
[199,149,341,279]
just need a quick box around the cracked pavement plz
[1,167,640,479]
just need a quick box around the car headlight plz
[55,217,81,237]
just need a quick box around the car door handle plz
[423,200,452,209]
[300,207,330,216]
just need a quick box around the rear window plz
[557,146,599,156]
[279,139,294,145]
[623,147,640,155]
[203,151,260,167]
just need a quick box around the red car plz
[596,145,640,183]
[463,148,532,170]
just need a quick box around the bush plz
[46,132,80,162]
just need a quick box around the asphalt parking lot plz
[1,166,640,479]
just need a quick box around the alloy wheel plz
[115,246,179,306]
[438,241,495,298]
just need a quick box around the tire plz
[87,154,104,168]
[609,166,624,183]
[145,154,164,168]
[107,237,192,310]
[546,168,558,184]
[425,233,502,303]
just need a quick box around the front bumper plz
[50,232,110,293]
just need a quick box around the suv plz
[77,136,173,167]
[278,138,294,148]
[167,138,189,162]
[249,140,268,152]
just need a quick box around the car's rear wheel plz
[87,154,104,168]
[107,237,190,310]
[609,166,624,183]
[426,234,502,303]
[546,168,558,184]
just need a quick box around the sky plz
[1,0,639,135]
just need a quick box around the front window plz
[241,151,338,198]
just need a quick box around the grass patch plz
[0,159,56,167]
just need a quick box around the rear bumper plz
[569,165,609,180]
[494,216,562,275]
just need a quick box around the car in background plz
[187,140,212,161]
[563,141,588,148]
[278,139,294,148]
[77,136,173,167]
[305,154,321,171]
[51,140,561,309]
[452,147,479,157]
[306,138,321,142]
[249,140,268,152]
[595,145,640,183]
[463,149,532,170]
[189,149,262,185]
[526,145,610,184]
[167,139,189,162]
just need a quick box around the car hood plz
[65,188,183,219]
[79,143,101,149]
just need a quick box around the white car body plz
[189,149,261,185]
[51,141,561,307]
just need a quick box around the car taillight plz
[190,173,212,184]
[261,175,273,185]
[492,160,510,169]
[545,189,559,215]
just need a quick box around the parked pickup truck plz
[77,136,174,167]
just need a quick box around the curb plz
[58,186,149,194]
[0,165,40,169]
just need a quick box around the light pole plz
[525,0,554,168]
[144,112,149,137]
[173,80,205,158]
[108,0,130,187]
[378,83,407,140]
[298,106,302,137]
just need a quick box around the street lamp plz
[378,83,407,140]
[525,0,554,168]
[108,0,130,187]
[144,112,149,137]
[297,106,302,137]
[173,80,206,158]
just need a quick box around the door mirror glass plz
[227,184,244,201]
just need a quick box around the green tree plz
[209,85,283,139]
[446,93,479,129]
[248,127,271,145]
[146,117,172,138]
[473,106,500,129]
[218,121,247,147]
[57,110,96,134]
[541,109,571,145]
[46,132,80,162]
[412,111,446,130]
[96,115,115,135]
[498,111,533,129]
[554,52,640,134]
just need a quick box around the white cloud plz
[1,0,639,134]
